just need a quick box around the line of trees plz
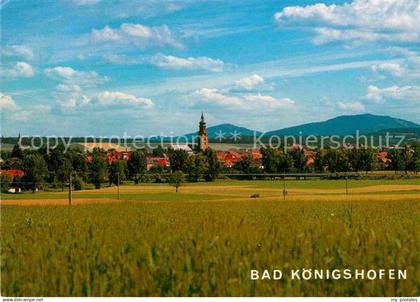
[254,145,420,175]
[1,141,419,193]
[0,142,222,192]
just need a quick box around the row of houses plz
[86,146,395,171]
[0,147,397,187]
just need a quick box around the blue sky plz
[1,0,419,136]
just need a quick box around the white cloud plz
[193,88,295,110]
[95,91,154,108]
[243,94,295,109]
[103,54,143,65]
[337,101,365,112]
[46,67,107,111]
[44,66,107,86]
[194,88,242,106]
[275,0,420,44]
[12,111,31,121]
[3,62,35,78]
[91,23,182,49]
[91,26,120,42]
[150,54,224,72]
[0,92,51,121]
[369,55,420,80]
[235,74,264,90]
[371,62,405,77]
[0,93,17,110]
[365,85,420,102]
[2,45,34,60]
[13,105,52,122]
[52,84,90,111]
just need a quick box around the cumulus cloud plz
[52,84,91,111]
[337,101,365,112]
[0,93,17,110]
[193,88,294,110]
[243,94,294,109]
[44,66,108,86]
[194,88,242,106]
[46,67,107,111]
[3,62,35,78]
[371,62,405,77]
[274,0,420,45]
[369,55,420,80]
[2,45,34,60]
[365,85,420,102]
[91,23,182,49]
[150,54,224,72]
[235,74,265,90]
[95,91,154,108]
[0,92,51,121]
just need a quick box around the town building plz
[198,112,209,151]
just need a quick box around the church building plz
[198,112,209,151]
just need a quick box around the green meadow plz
[1,179,419,297]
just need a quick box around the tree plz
[407,142,420,174]
[153,145,166,157]
[127,150,147,182]
[346,148,363,172]
[277,152,294,173]
[1,173,12,193]
[314,149,327,173]
[234,155,252,174]
[387,148,404,173]
[11,137,23,159]
[67,149,88,177]
[3,157,23,170]
[46,145,73,188]
[168,149,189,172]
[290,149,307,173]
[322,149,349,173]
[186,154,208,182]
[21,153,48,191]
[359,148,376,173]
[73,174,83,190]
[260,147,278,173]
[89,152,107,189]
[168,170,185,192]
[108,159,127,185]
[203,148,221,181]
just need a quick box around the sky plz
[1,0,419,137]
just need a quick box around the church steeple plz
[198,112,209,151]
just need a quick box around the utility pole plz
[117,172,120,200]
[68,172,72,206]
[282,172,287,200]
[345,175,348,195]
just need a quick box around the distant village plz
[1,113,419,193]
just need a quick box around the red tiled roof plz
[0,169,24,177]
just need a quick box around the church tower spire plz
[198,112,209,151]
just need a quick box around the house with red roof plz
[146,155,170,170]
[0,169,24,177]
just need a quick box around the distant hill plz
[183,123,261,139]
[265,114,419,136]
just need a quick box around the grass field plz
[1,179,419,297]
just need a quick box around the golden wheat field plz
[1,179,419,297]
